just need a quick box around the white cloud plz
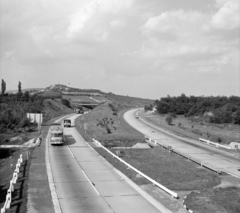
[211,0,240,29]
[142,9,207,40]
[66,0,134,41]
[140,0,239,72]
[110,19,125,29]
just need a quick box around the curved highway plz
[124,109,240,179]
[47,114,164,213]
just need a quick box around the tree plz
[157,101,170,114]
[233,109,240,124]
[61,99,71,108]
[23,91,30,101]
[18,81,22,95]
[165,115,173,125]
[1,79,6,95]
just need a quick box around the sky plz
[0,0,239,99]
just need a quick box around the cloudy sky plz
[0,0,239,99]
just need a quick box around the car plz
[63,119,71,128]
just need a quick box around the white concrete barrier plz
[93,138,178,199]
[199,138,231,150]
[1,154,23,213]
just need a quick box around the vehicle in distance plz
[50,124,65,145]
[74,108,84,114]
[63,119,71,127]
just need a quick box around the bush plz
[217,137,222,143]
[106,125,112,134]
[165,115,173,125]
[192,129,202,136]
[61,99,71,108]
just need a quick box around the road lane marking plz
[67,146,74,158]
[46,129,62,213]
[67,145,100,195]
[81,170,100,195]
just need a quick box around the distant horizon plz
[4,83,240,100]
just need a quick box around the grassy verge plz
[42,98,73,123]
[94,146,221,190]
[0,147,33,213]
[185,187,240,213]
[75,105,240,212]
[142,111,240,144]
[75,104,221,190]
[75,103,146,146]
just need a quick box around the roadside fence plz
[1,154,24,213]
[199,138,231,150]
[93,138,178,199]
[145,136,222,174]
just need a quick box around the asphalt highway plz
[48,114,164,213]
[124,109,240,179]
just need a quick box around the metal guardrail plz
[199,138,231,150]
[93,138,178,198]
[1,155,23,213]
[145,136,222,174]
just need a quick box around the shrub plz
[106,125,112,134]
[192,129,202,136]
[61,99,71,108]
[165,115,173,125]
[206,132,211,138]
[217,137,222,143]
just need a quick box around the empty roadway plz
[124,109,240,178]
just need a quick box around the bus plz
[50,124,65,145]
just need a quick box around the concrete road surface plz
[48,114,164,213]
[124,109,240,179]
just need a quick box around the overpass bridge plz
[77,102,100,109]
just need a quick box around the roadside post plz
[84,123,88,134]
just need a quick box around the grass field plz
[43,99,73,123]
[75,103,145,145]
[185,187,240,213]
[142,111,240,144]
[94,147,221,190]
[107,94,152,107]
[62,95,102,103]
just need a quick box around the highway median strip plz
[93,138,179,199]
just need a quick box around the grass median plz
[75,103,240,212]
[94,146,221,190]
[75,103,221,190]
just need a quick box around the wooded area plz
[154,94,240,124]
[0,93,44,132]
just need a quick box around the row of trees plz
[1,79,22,95]
[153,94,240,124]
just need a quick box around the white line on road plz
[81,170,100,195]
[67,146,75,158]
[67,145,100,195]
[46,130,62,213]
